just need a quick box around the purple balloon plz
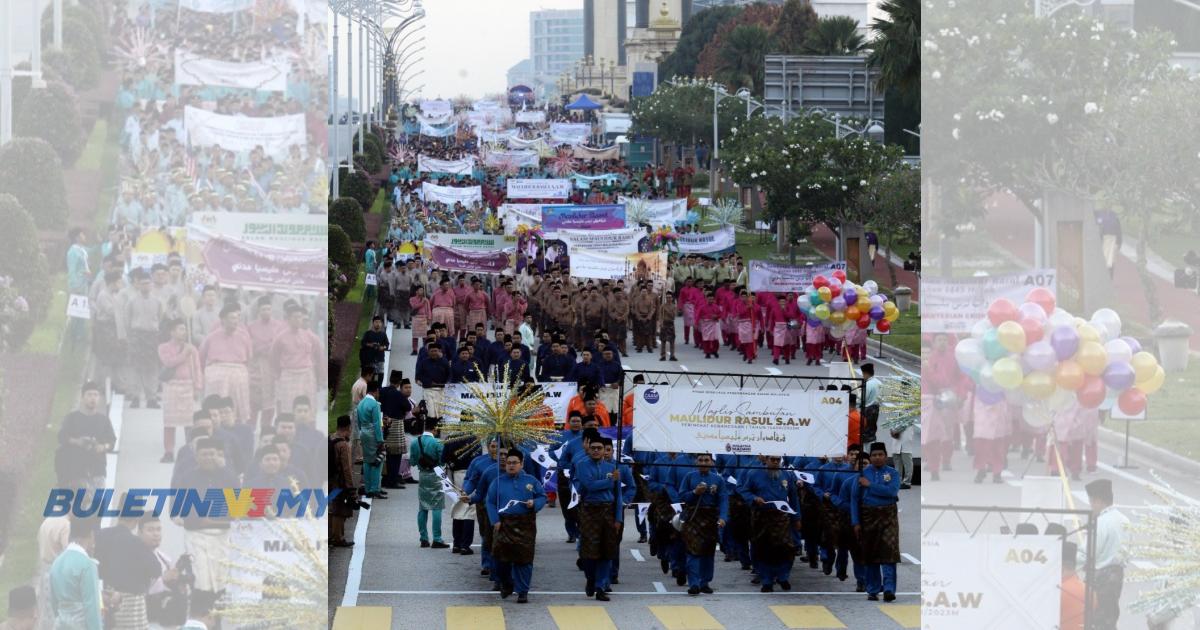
[1102,361,1136,391]
[869,306,885,321]
[830,296,847,311]
[842,288,857,304]
[976,387,1005,405]
[1050,326,1080,361]
[807,315,822,327]
[1120,336,1142,354]
[1023,341,1058,372]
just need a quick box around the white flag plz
[568,483,580,509]
[634,503,651,525]
[498,499,523,514]
[443,488,460,504]
[671,503,684,515]
[531,445,553,469]
[727,476,739,485]
[433,466,448,480]
[792,470,816,484]
[768,500,797,515]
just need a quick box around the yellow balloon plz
[1130,352,1159,383]
[818,286,832,302]
[1076,341,1108,376]
[885,309,900,323]
[1021,371,1056,400]
[830,310,846,325]
[1138,365,1166,395]
[884,302,898,315]
[996,320,1027,354]
[1055,360,1086,390]
[992,357,1024,390]
[1076,323,1101,345]
[856,296,871,311]
[814,304,831,320]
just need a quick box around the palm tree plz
[803,16,867,56]
[868,0,921,103]
[717,24,771,95]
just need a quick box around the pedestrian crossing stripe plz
[879,605,921,628]
[332,606,392,629]
[648,605,724,630]
[547,605,618,630]
[447,605,505,629]
[770,604,847,628]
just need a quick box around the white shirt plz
[1079,506,1130,570]
[863,377,881,408]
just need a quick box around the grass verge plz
[76,120,109,171]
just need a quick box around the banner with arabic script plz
[542,204,626,230]
[200,237,325,293]
[507,179,572,200]
[418,155,477,176]
[632,386,849,457]
[428,245,513,274]
[747,260,848,294]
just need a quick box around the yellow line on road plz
[332,606,392,630]
[446,606,505,630]
[879,605,921,628]
[769,605,847,628]
[648,605,725,630]
[548,605,619,630]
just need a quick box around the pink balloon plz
[987,298,1019,327]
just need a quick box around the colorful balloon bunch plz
[794,270,901,340]
[955,288,1165,425]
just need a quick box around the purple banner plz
[429,245,513,274]
[541,204,626,230]
[201,237,325,292]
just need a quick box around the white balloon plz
[1103,339,1133,365]
[1048,311,1076,330]
[1046,388,1074,413]
[978,363,1002,392]
[1023,400,1054,428]
[863,280,879,295]
[1091,308,1122,339]
[955,338,987,371]
[971,319,992,340]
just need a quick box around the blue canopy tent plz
[564,94,602,111]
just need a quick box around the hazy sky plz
[416,0,582,100]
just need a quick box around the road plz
[329,320,923,629]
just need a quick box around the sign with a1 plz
[365,273,377,286]
[67,294,90,319]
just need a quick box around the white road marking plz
[679,364,689,372]
[1071,490,1090,506]
[356,589,924,596]
[874,357,920,379]
[1097,462,1200,507]
[623,364,632,370]
[765,366,782,376]
[341,496,374,607]
[1130,559,1158,571]
[631,549,645,562]
[901,553,921,565]
[652,581,667,593]
[1001,469,1022,488]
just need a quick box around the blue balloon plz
[842,288,857,304]
[807,315,822,327]
[983,329,1007,361]
[977,387,1006,405]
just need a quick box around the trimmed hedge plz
[339,169,375,212]
[329,225,358,280]
[330,197,366,243]
[0,138,69,230]
[17,81,85,167]
[44,43,99,92]
[0,194,52,341]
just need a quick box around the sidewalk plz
[984,194,1200,350]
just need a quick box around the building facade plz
[530,8,585,100]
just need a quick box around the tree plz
[695,3,784,90]
[0,138,69,230]
[804,16,866,55]
[329,226,357,280]
[716,25,771,95]
[868,0,921,103]
[330,197,367,243]
[856,165,921,286]
[770,0,820,55]
[0,194,51,347]
[16,80,85,167]
[338,170,375,213]
[659,5,742,80]
[723,113,904,248]
[630,79,750,154]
